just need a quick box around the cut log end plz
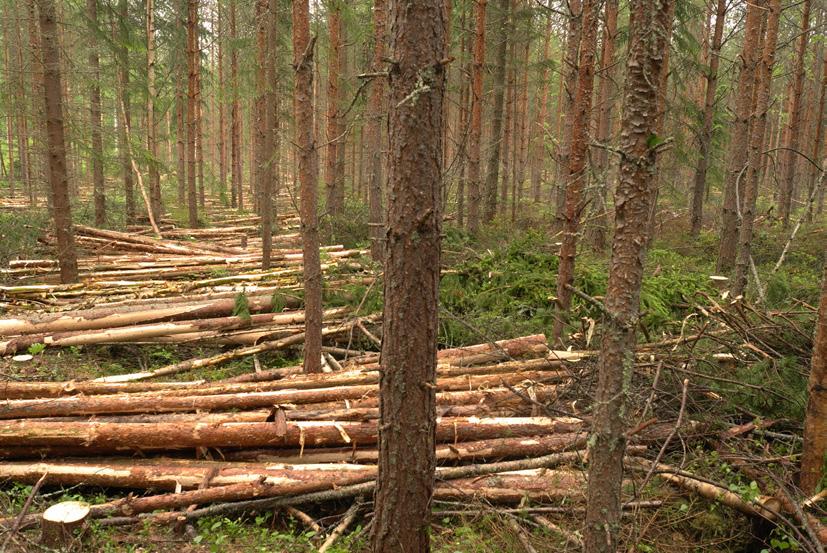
[41,501,90,550]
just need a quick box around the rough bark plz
[186,0,199,227]
[115,0,135,224]
[254,0,274,269]
[87,0,105,226]
[731,0,781,297]
[582,1,673,551]
[482,0,510,223]
[553,0,598,342]
[554,0,582,222]
[810,53,827,218]
[366,0,386,261]
[466,0,486,234]
[292,0,322,374]
[325,2,344,217]
[37,0,78,283]
[802,260,827,493]
[716,1,763,272]
[529,10,554,205]
[689,0,726,237]
[778,0,812,227]
[147,0,161,222]
[371,1,445,551]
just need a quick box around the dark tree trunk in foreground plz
[716,0,762,272]
[186,0,199,227]
[802,259,827,493]
[553,0,598,343]
[365,0,386,261]
[292,0,322,374]
[371,1,445,550]
[689,0,726,237]
[731,0,781,298]
[87,0,105,226]
[37,0,78,283]
[466,0,485,234]
[482,0,509,223]
[583,2,673,551]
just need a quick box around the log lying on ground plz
[73,225,244,256]
[0,417,583,450]
[1,371,563,418]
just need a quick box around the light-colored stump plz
[40,501,90,550]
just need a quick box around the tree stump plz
[40,501,90,550]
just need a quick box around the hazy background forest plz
[0,0,826,551]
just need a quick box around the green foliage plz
[27,342,46,356]
[233,291,252,323]
[0,209,49,275]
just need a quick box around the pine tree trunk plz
[482,0,509,223]
[371,1,445,550]
[229,0,242,210]
[808,53,827,218]
[716,1,763,272]
[217,2,226,201]
[115,0,135,224]
[292,0,322,374]
[529,11,554,205]
[552,0,598,342]
[778,0,811,227]
[325,3,344,217]
[554,0,582,225]
[802,259,827,493]
[366,0,386,261]
[732,0,781,297]
[186,0,199,227]
[147,0,161,222]
[582,3,674,551]
[689,0,726,237]
[26,0,46,203]
[87,0,105,225]
[37,0,78,283]
[466,0,486,234]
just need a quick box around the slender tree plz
[689,0,726,237]
[365,0,386,261]
[293,0,322,374]
[553,0,598,342]
[147,0,161,222]
[554,0,582,221]
[482,0,509,222]
[583,2,674,550]
[115,0,135,223]
[325,1,344,217]
[186,0,199,227]
[37,0,78,283]
[371,0,445,550]
[529,9,554,205]
[229,0,242,210]
[466,0,486,234]
[87,0,105,225]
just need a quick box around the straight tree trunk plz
[731,0,781,297]
[371,1,445,550]
[366,0,386,261]
[292,0,322,374]
[176,68,187,207]
[229,0,242,210]
[802,259,827,493]
[808,53,827,219]
[529,10,554,205]
[466,0,486,234]
[254,0,269,262]
[147,0,161,222]
[514,36,530,207]
[582,2,674,551]
[552,0,598,342]
[87,0,105,226]
[778,0,811,227]
[12,11,32,204]
[186,0,199,227]
[26,0,46,203]
[325,3,344,217]
[115,0,135,224]
[689,0,726,237]
[716,1,763,272]
[482,0,510,223]
[196,81,205,208]
[37,0,78,283]
[217,1,226,201]
[554,0,582,224]
[501,52,514,215]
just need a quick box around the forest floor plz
[0,193,825,552]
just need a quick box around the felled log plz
[0,417,583,450]
[74,225,244,256]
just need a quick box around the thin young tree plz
[186,0,199,227]
[87,0,105,225]
[553,0,598,342]
[482,0,509,223]
[689,0,726,237]
[292,0,323,374]
[371,0,445,550]
[365,0,386,261]
[466,0,486,234]
[229,0,242,210]
[37,0,78,283]
[325,1,344,217]
[147,0,161,222]
[115,0,135,223]
[583,1,674,551]
[554,0,582,220]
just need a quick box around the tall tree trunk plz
[554,0,582,225]
[482,0,509,223]
[256,0,278,269]
[87,0,105,225]
[552,0,598,343]
[255,0,268,242]
[37,0,78,283]
[147,0,161,222]
[778,0,811,227]
[501,50,514,215]
[587,0,618,250]
[366,0,386,261]
[371,1,445,551]
[529,10,554,205]
[466,0,486,234]
[186,0,199,227]
[3,19,15,198]
[115,0,135,224]
[689,0,726,237]
[217,1,226,202]
[808,53,827,219]
[802,258,827,493]
[514,35,529,208]
[12,7,32,204]
[731,0,781,297]
[716,1,763,272]
[325,2,344,217]
[176,81,187,208]
[229,0,242,210]
[292,0,322,374]
[26,0,46,203]
[196,81,205,208]
[582,2,674,551]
